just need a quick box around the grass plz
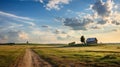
[0,45,26,67]
[33,44,120,67]
[0,44,120,67]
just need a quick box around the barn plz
[86,38,98,44]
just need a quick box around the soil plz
[12,49,52,67]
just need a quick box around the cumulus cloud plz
[92,0,114,17]
[112,20,120,25]
[91,0,120,25]
[53,29,66,34]
[19,31,28,40]
[57,34,77,42]
[91,26,101,29]
[54,29,61,34]
[39,0,71,10]
[55,0,120,32]
[57,17,93,30]
[53,0,120,33]
[97,19,107,25]
[29,29,61,43]
[0,30,29,43]
[111,29,119,32]
[0,11,37,43]
[39,0,43,3]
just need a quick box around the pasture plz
[0,45,26,67]
[33,44,120,67]
[0,44,120,67]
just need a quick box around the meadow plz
[33,44,120,67]
[0,45,26,67]
[0,44,120,67]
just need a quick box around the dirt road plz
[12,49,52,67]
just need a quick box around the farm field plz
[0,44,120,67]
[0,45,26,67]
[33,44,120,67]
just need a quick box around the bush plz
[68,42,76,46]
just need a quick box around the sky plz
[0,0,120,43]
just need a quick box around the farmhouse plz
[86,38,98,44]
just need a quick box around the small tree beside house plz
[80,36,86,45]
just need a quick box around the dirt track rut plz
[13,49,52,67]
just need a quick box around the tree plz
[80,36,85,45]
[26,41,29,44]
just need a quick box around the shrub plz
[68,42,76,46]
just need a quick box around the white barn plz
[86,38,98,44]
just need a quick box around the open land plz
[0,44,120,67]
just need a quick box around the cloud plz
[92,0,114,17]
[29,29,60,43]
[111,29,119,32]
[46,0,71,10]
[0,34,7,43]
[19,31,28,40]
[0,22,23,31]
[0,30,29,43]
[54,29,61,34]
[0,11,37,43]
[53,0,120,33]
[53,29,66,34]
[91,0,120,26]
[39,0,43,3]
[57,34,77,42]
[0,11,36,26]
[41,25,50,28]
[39,0,71,10]
[112,20,120,25]
[91,26,101,29]
[0,11,34,21]
[54,0,120,32]
[57,17,93,30]
[97,19,107,25]
[87,0,120,29]
[26,22,36,26]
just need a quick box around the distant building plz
[86,38,98,44]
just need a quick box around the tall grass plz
[33,44,120,67]
[0,45,26,67]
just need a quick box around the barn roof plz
[86,38,97,41]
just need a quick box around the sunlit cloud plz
[0,30,29,43]
[19,31,28,40]
[91,0,120,26]
[39,0,72,10]
[56,0,120,32]
[92,0,114,17]
[0,11,36,43]
[39,0,44,3]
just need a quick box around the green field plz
[0,45,26,67]
[0,44,120,67]
[33,44,120,67]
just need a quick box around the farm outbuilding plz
[86,38,98,44]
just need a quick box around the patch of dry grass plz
[0,45,26,67]
[33,44,120,67]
